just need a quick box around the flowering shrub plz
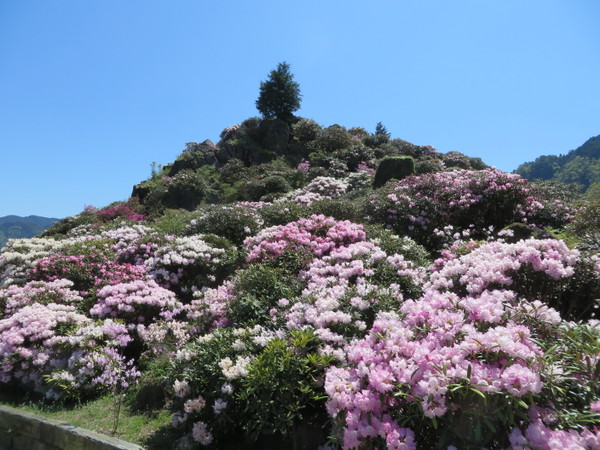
[0,237,65,286]
[428,238,599,321]
[144,235,235,299]
[31,250,147,298]
[366,169,573,248]
[0,278,83,317]
[245,215,366,265]
[167,327,331,447]
[90,279,183,324]
[0,303,137,398]
[96,201,146,223]
[185,204,264,245]
[3,156,600,448]
[278,176,349,206]
[270,240,425,343]
[100,224,160,265]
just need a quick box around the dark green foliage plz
[314,124,353,152]
[236,331,331,443]
[41,213,98,238]
[139,169,210,216]
[348,126,370,139]
[228,265,302,327]
[262,175,292,194]
[414,157,445,174]
[363,224,430,267]
[220,158,249,184]
[516,154,559,180]
[307,197,366,223]
[291,118,322,142]
[333,143,375,172]
[256,62,302,123]
[557,156,600,189]
[363,133,390,149]
[256,202,310,227]
[373,155,415,188]
[515,135,600,190]
[374,121,391,139]
[167,141,217,176]
[569,183,600,250]
[501,223,556,243]
[185,205,263,245]
[442,151,488,170]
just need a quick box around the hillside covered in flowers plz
[1,115,600,449]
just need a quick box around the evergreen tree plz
[374,122,391,138]
[256,62,301,123]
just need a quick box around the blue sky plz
[1,0,599,218]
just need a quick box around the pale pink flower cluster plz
[144,235,226,288]
[173,379,191,398]
[278,240,422,342]
[321,237,590,448]
[136,320,191,355]
[278,176,348,205]
[427,239,579,295]
[510,418,600,449]
[0,237,65,286]
[245,215,366,262]
[184,395,206,413]
[0,300,137,396]
[0,278,83,315]
[91,279,183,323]
[100,224,159,265]
[191,421,214,445]
[186,282,235,331]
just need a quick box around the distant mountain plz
[515,135,600,190]
[0,215,60,248]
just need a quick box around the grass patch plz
[0,387,178,448]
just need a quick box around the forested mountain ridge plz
[515,135,600,190]
[0,215,60,248]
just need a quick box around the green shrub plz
[228,264,302,327]
[257,202,310,227]
[415,157,445,174]
[141,169,208,215]
[333,143,374,172]
[364,224,430,266]
[363,133,389,149]
[307,197,365,223]
[373,156,415,188]
[291,118,322,142]
[236,330,331,443]
[262,175,292,195]
[314,124,352,152]
[220,158,248,184]
[347,126,370,139]
[150,209,198,236]
[185,205,264,245]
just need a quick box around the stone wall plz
[0,405,144,450]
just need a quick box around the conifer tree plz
[375,122,391,138]
[256,62,301,123]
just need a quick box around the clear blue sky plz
[1,0,599,218]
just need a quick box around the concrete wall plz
[0,405,144,450]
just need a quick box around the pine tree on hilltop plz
[256,62,302,123]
